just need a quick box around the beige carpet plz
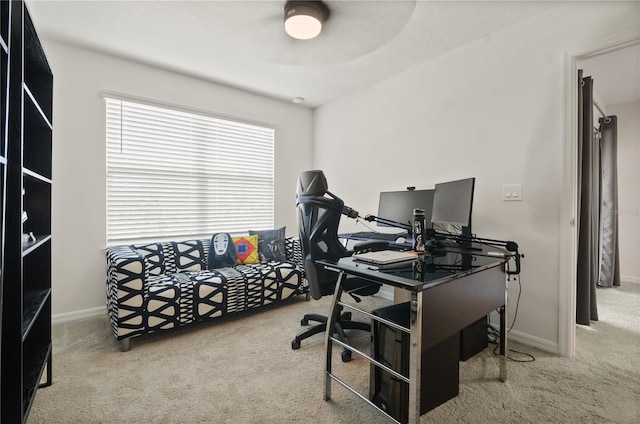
[29,284,640,423]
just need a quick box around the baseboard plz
[52,306,107,325]
[506,328,559,354]
[376,286,394,301]
[489,324,559,355]
[621,275,640,285]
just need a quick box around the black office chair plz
[291,170,386,362]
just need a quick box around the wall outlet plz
[503,184,523,201]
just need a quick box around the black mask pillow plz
[207,233,237,269]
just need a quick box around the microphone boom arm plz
[363,214,412,233]
[427,229,523,275]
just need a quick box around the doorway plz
[560,34,640,357]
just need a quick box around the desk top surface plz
[318,246,507,292]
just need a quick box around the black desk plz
[319,247,508,423]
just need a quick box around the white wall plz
[609,100,640,283]
[313,2,640,352]
[44,40,313,319]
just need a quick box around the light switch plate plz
[503,184,523,201]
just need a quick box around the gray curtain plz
[576,71,599,325]
[597,116,621,288]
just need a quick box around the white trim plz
[506,328,559,355]
[52,306,107,325]
[621,275,640,285]
[376,286,394,301]
[559,51,579,359]
[487,315,558,354]
[560,27,640,358]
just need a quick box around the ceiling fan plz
[255,0,417,66]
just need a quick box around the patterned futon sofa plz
[105,237,305,350]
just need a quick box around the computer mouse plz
[395,237,407,244]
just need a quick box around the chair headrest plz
[297,170,328,196]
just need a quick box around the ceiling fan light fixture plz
[284,1,329,40]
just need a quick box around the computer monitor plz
[377,189,435,231]
[431,177,475,237]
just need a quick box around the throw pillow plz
[232,235,259,265]
[249,226,287,263]
[207,233,237,269]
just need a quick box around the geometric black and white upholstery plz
[106,236,306,351]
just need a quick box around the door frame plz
[559,28,639,357]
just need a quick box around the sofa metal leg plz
[118,338,131,352]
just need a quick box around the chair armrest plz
[105,245,147,339]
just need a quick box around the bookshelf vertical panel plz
[1,2,52,423]
[1,44,7,158]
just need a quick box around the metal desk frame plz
[320,254,508,424]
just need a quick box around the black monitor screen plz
[377,189,435,229]
[431,178,475,228]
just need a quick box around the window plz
[106,97,275,245]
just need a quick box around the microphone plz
[342,205,360,219]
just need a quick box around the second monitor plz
[377,189,435,231]
[431,177,475,238]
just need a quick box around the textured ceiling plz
[26,1,564,107]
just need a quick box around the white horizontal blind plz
[106,98,275,245]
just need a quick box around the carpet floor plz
[29,283,639,423]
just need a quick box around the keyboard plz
[346,231,407,241]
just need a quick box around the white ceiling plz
[26,1,636,108]
[579,42,640,109]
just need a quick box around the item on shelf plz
[22,232,36,243]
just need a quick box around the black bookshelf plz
[0,2,7,421]
[1,1,53,422]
